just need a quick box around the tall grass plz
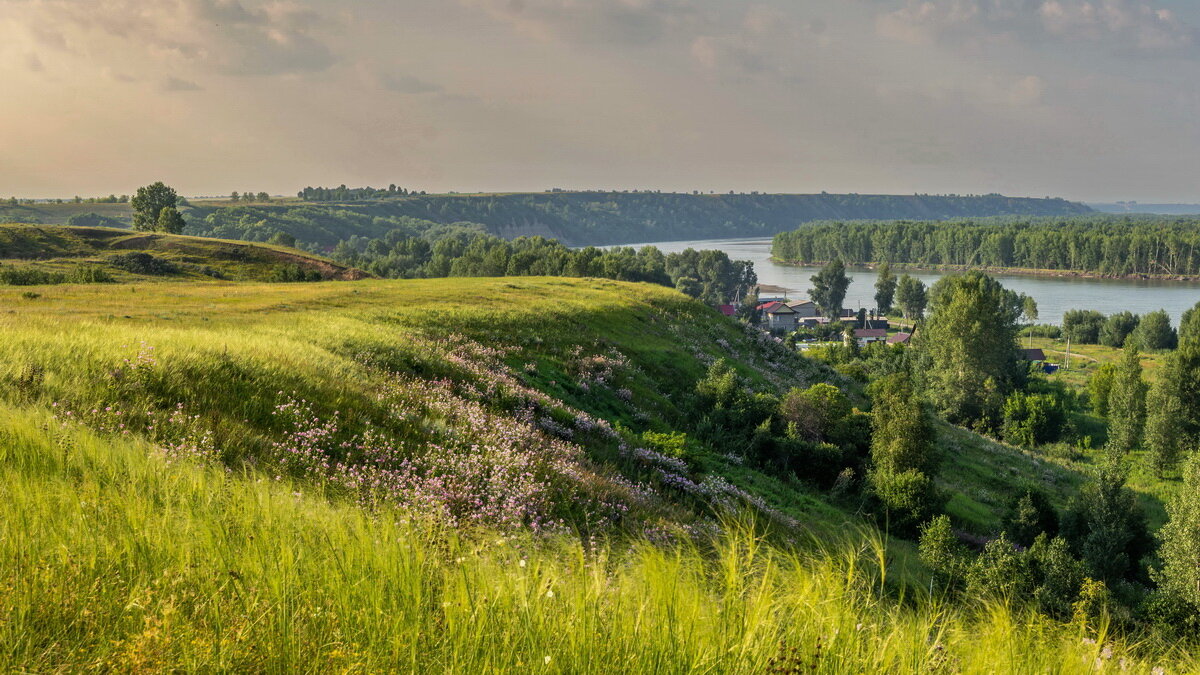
[1,406,1180,673]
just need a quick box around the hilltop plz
[1,191,1093,248]
[0,224,364,282]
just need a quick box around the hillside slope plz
[0,224,364,282]
[1,275,1178,671]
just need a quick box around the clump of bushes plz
[107,252,179,275]
[271,264,323,282]
[0,264,115,285]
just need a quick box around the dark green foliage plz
[1130,309,1177,351]
[919,272,1024,428]
[64,212,125,228]
[1026,535,1086,620]
[107,252,179,276]
[0,267,66,285]
[272,264,323,282]
[894,275,926,320]
[1062,309,1105,344]
[808,260,850,319]
[874,262,896,314]
[1001,487,1059,547]
[1099,312,1140,348]
[131,182,181,233]
[772,214,1200,277]
[965,533,1031,600]
[1060,461,1152,584]
[1105,345,1147,454]
[1001,391,1066,447]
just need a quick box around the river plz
[617,237,1200,325]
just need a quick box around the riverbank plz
[769,258,1200,283]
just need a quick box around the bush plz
[0,267,66,285]
[271,264,323,282]
[869,468,939,534]
[1001,391,1066,447]
[1099,312,1139,348]
[107,252,180,276]
[68,266,115,283]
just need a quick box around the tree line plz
[332,230,757,305]
[297,185,425,202]
[773,215,1200,277]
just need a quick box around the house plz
[716,304,736,317]
[854,328,889,346]
[759,301,800,332]
[1020,348,1046,361]
[886,332,912,345]
[862,319,890,330]
[785,299,820,318]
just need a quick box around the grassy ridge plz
[0,224,362,282]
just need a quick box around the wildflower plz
[545,589,554,598]
[519,559,527,568]
[544,656,552,665]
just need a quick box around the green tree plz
[1087,363,1117,417]
[1001,487,1059,548]
[808,259,850,320]
[894,275,927,320]
[1100,312,1140,348]
[230,191,240,202]
[874,262,897,314]
[1145,361,1186,476]
[131,182,181,232]
[155,206,185,234]
[919,514,967,585]
[1179,300,1200,346]
[1154,452,1200,610]
[1131,309,1177,351]
[1106,344,1147,455]
[1062,309,1105,344]
[267,231,297,248]
[920,271,1024,428]
[868,371,940,531]
[1061,459,1152,584]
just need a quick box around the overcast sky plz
[3,0,1200,201]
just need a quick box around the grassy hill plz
[0,275,1188,670]
[0,224,364,282]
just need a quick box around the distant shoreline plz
[769,258,1200,283]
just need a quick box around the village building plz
[853,328,888,346]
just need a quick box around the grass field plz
[0,273,1193,671]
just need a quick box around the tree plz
[920,272,1024,428]
[1154,452,1200,610]
[230,191,240,202]
[1087,364,1117,416]
[868,371,940,531]
[1001,487,1059,547]
[1106,344,1147,455]
[267,231,297,248]
[874,262,897,314]
[1145,357,1187,476]
[894,275,927,320]
[1100,312,1139,348]
[1132,309,1177,351]
[1022,295,1039,324]
[808,259,850,320]
[1180,301,1200,346]
[256,191,271,202]
[1060,459,1152,584]
[131,182,181,232]
[1062,309,1106,344]
[155,206,185,234]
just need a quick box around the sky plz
[3,0,1200,202]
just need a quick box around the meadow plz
[0,276,1193,671]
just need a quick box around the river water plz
[618,237,1200,325]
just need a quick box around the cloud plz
[875,0,1195,54]
[162,76,203,92]
[379,74,443,95]
[15,0,338,78]
[25,53,44,72]
[464,0,699,45]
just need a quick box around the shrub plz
[271,264,323,282]
[1001,392,1065,447]
[0,267,66,285]
[107,252,180,275]
[868,468,938,533]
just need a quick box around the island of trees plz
[772,215,1200,278]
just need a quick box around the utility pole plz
[1065,335,1071,371]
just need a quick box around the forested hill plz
[178,192,1090,248]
